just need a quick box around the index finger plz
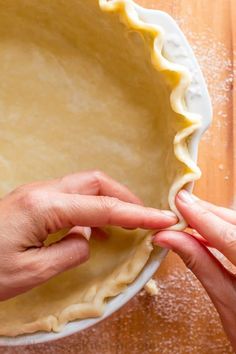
[24,170,143,205]
[176,190,236,264]
[41,193,177,232]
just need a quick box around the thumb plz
[153,231,236,319]
[29,227,91,286]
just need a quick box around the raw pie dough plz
[0,0,201,336]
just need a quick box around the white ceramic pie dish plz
[0,1,212,346]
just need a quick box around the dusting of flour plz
[0,6,235,354]
[176,21,234,148]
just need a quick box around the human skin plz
[3,170,234,350]
[0,170,177,301]
[153,190,236,352]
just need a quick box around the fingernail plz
[83,227,92,241]
[177,190,195,204]
[161,210,177,219]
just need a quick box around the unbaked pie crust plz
[0,0,201,336]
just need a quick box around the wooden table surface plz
[1,1,235,353]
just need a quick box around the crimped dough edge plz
[2,0,202,337]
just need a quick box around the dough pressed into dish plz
[0,0,201,336]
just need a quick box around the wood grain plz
[1,1,235,353]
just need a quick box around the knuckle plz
[21,191,40,210]
[91,170,106,189]
[99,196,120,223]
[198,208,212,219]
[182,253,199,272]
[91,169,106,181]
[17,190,47,212]
[219,226,236,251]
[100,196,119,211]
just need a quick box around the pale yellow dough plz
[0,0,201,336]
